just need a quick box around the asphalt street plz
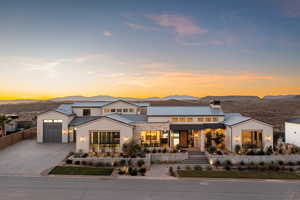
[0,176,300,200]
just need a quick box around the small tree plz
[0,115,12,137]
[122,140,141,158]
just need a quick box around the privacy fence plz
[0,128,37,150]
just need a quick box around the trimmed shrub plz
[162,148,167,153]
[225,160,232,166]
[81,161,88,166]
[113,161,120,167]
[288,161,295,166]
[225,165,231,171]
[278,160,284,166]
[65,159,73,164]
[206,166,212,171]
[216,151,223,155]
[94,162,105,167]
[118,169,126,175]
[169,167,175,176]
[234,144,241,154]
[240,161,245,166]
[74,160,80,165]
[259,161,265,166]
[130,169,138,176]
[139,168,146,176]
[185,165,191,170]
[194,165,202,171]
[152,149,157,154]
[214,160,221,168]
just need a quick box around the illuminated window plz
[123,108,128,112]
[179,117,185,122]
[205,117,212,122]
[140,131,166,147]
[197,117,204,122]
[172,117,178,122]
[43,120,53,123]
[89,131,120,152]
[212,117,218,122]
[187,117,193,122]
[242,130,262,149]
[129,108,134,113]
[104,108,110,113]
[117,109,122,113]
[53,120,63,123]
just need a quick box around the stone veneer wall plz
[150,152,188,162]
[208,154,300,165]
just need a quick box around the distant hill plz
[202,96,260,101]
[263,95,300,100]
[162,95,200,101]
[0,100,39,105]
[48,95,201,102]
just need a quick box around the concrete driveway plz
[0,139,74,176]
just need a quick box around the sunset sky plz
[0,0,300,100]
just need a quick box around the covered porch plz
[169,124,226,152]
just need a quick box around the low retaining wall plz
[71,154,152,169]
[150,152,188,162]
[208,154,300,165]
[0,128,36,150]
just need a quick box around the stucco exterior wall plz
[133,122,170,143]
[102,101,138,114]
[72,107,102,116]
[75,117,133,152]
[285,122,300,146]
[37,111,74,143]
[147,116,224,123]
[230,119,273,151]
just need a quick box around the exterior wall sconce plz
[234,136,241,142]
[79,136,86,142]
[123,137,129,142]
[63,130,68,135]
[265,136,272,142]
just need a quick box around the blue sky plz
[0,0,299,99]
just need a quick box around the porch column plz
[200,130,205,152]
[169,131,174,148]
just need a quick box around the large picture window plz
[242,130,263,149]
[89,131,120,152]
[140,131,166,147]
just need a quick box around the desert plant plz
[209,146,217,154]
[225,165,231,171]
[137,160,145,168]
[81,161,87,165]
[214,160,221,168]
[94,161,105,167]
[152,149,157,154]
[130,168,138,176]
[216,151,223,155]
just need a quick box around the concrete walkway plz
[146,164,177,179]
[0,139,74,176]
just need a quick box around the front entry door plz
[179,131,188,148]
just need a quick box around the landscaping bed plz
[49,166,113,176]
[177,170,300,179]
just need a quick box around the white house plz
[37,100,273,153]
[285,118,300,146]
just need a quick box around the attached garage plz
[43,120,63,143]
[37,109,75,144]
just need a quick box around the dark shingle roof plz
[69,116,101,126]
